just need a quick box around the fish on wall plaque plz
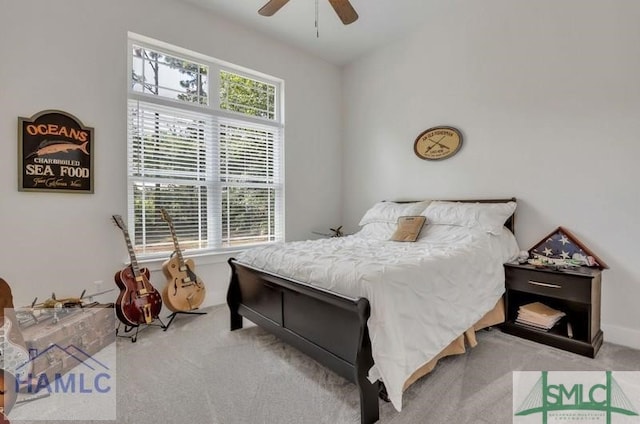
[18,110,94,193]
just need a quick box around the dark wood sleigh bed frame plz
[227,198,516,424]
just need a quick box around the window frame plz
[127,33,285,260]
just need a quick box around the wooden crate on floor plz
[19,304,116,383]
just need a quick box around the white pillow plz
[357,222,398,240]
[422,201,516,235]
[358,200,431,226]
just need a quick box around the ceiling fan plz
[259,0,359,25]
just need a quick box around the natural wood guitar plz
[0,278,30,422]
[112,215,163,327]
[160,208,206,312]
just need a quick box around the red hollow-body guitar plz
[112,215,162,327]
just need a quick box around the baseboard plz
[602,323,640,350]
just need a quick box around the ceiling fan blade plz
[258,0,291,17]
[328,0,359,25]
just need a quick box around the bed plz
[227,198,519,424]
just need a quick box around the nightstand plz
[502,263,603,358]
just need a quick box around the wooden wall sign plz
[413,126,463,161]
[18,110,94,193]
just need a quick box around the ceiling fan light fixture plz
[258,0,359,25]
[258,0,291,17]
[328,0,358,25]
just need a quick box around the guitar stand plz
[163,310,207,331]
[116,317,167,343]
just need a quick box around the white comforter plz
[236,224,519,411]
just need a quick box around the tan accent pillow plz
[390,216,427,242]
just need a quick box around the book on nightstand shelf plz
[515,301,565,332]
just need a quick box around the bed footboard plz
[227,258,380,424]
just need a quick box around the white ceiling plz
[176,0,434,65]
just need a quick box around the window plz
[127,35,284,257]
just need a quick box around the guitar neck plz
[120,226,143,279]
[168,223,185,266]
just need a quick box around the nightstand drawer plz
[505,267,592,303]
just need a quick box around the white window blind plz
[218,120,282,247]
[127,36,284,257]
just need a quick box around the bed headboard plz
[396,197,517,235]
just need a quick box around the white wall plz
[0,0,342,310]
[2,0,637,350]
[342,0,640,348]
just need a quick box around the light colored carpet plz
[9,304,640,423]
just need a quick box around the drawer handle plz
[528,280,562,289]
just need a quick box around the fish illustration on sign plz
[26,140,89,158]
